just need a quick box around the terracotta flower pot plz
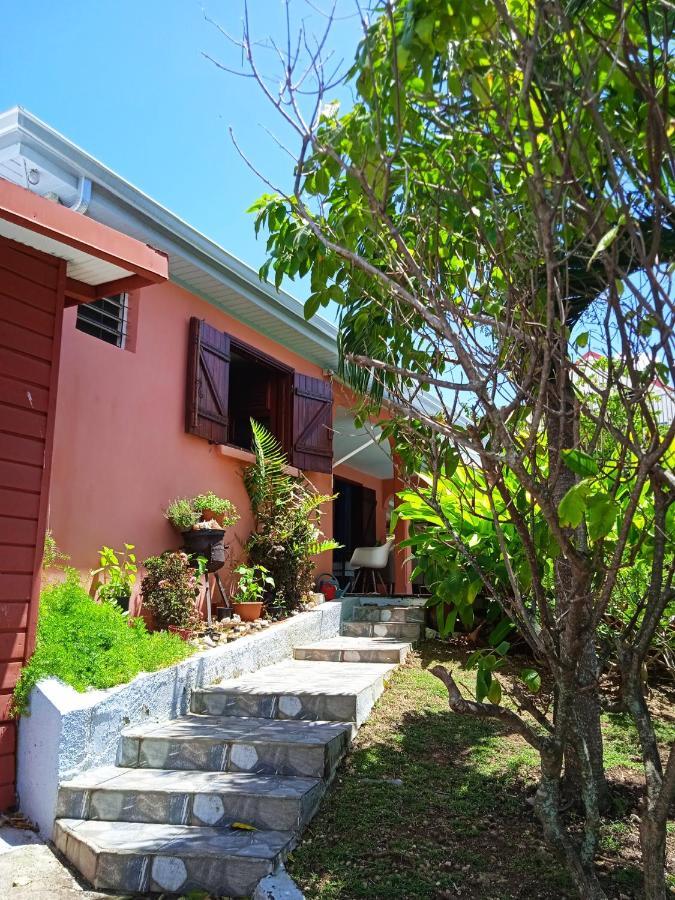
[139,605,156,632]
[168,624,193,641]
[233,602,263,622]
[201,509,225,527]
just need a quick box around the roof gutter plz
[63,175,91,214]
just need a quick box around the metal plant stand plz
[183,532,230,632]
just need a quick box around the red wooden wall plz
[0,235,65,809]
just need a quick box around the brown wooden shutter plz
[185,317,230,444]
[292,373,333,473]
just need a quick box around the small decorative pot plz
[216,606,234,621]
[233,601,263,622]
[168,624,193,641]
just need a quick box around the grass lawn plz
[287,639,675,900]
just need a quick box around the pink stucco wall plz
[48,281,335,609]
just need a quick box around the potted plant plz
[231,563,274,622]
[165,495,238,569]
[193,492,239,529]
[90,544,137,613]
[165,497,200,532]
[140,551,202,635]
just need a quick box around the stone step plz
[118,715,352,779]
[57,766,324,832]
[192,659,395,727]
[342,620,422,641]
[293,636,410,665]
[353,605,425,624]
[54,817,294,897]
[352,596,428,608]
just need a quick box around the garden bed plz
[288,639,675,899]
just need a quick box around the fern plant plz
[243,420,340,613]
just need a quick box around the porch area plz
[329,404,419,598]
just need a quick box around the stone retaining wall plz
[17,600,357,836]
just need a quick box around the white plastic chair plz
[348,538,395,594]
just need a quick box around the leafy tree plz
[217,1,674,895]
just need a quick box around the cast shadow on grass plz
[292,706,577,897]
[290,641,647,899]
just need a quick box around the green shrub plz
[244,420,339,614]
[12,571,194,715]
[42,529,69,570]
[141,551,202,631]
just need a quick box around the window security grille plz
[75,293,128,348]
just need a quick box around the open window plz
[228,342,293,452]
[185,317,334,472]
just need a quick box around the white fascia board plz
[0,107,338,363]
[87,187,339,368]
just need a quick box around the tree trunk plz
[564,636,608,811]
[536,741,608,900]
[624,661,673,899]
[640,813,667,900]
[547,357,607,806]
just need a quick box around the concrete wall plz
[17,601,356,837]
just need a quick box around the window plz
[185,316,334,472]
[227,343,292,452]
[76,293,128,348]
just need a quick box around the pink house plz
[0,108,412,807]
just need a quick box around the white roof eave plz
[0,106,339,369]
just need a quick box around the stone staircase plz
[53,599,425,897]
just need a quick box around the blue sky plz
[0,1,362,310]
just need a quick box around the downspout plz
[63,176,91,214]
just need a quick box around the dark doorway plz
[333,477,377,578]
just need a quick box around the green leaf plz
[466,578,482,605]
[304,293,322,321]
[488,618,515,647]
[558,480,591,528]
[487,678,502,705]
[587,222,621,269]
[585,493,619,541]
[475,668,491,702]
[561,449,599,477]
[574,331,589,348]
[438,607,457,638]
[415,15,435,45]
[520,668,541,693]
